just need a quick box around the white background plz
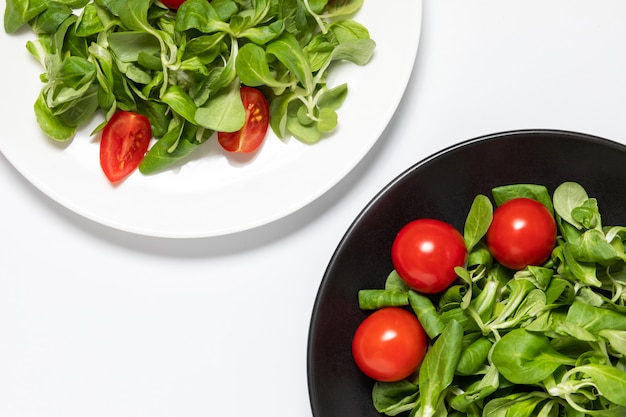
[3,1,626,416]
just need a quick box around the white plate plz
[0,1,422,238]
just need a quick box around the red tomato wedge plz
[100,111,151,183]
[218,86,269,153]
[161,0,211,10]
[160,0,186,9]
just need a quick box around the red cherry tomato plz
[100,111,151,183]
[391,219,467,294]
[160,0,186,9]
[218,86,269,153]
[352,307,427,382]
[486,197,557,270]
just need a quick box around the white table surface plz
[3,1,626,416]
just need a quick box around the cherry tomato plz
[218,86,269,153]
[391,219,467,294]
[352,307,427,382]
[160,0,186,9]
[486,197,557,270]
[100,111,151,183]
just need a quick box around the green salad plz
[355,182,626,416]
[4,0,375,176]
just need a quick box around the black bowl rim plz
[306,128,626,417]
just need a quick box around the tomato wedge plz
[160,0,186,9]
[218,86,269,153]
[100,111,151,183]
[160,0,211,10]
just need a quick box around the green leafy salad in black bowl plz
[307,130,626,417]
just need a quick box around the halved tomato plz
[100,111,151,183]
[218,86,269,153]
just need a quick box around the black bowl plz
[307,129,626,417]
